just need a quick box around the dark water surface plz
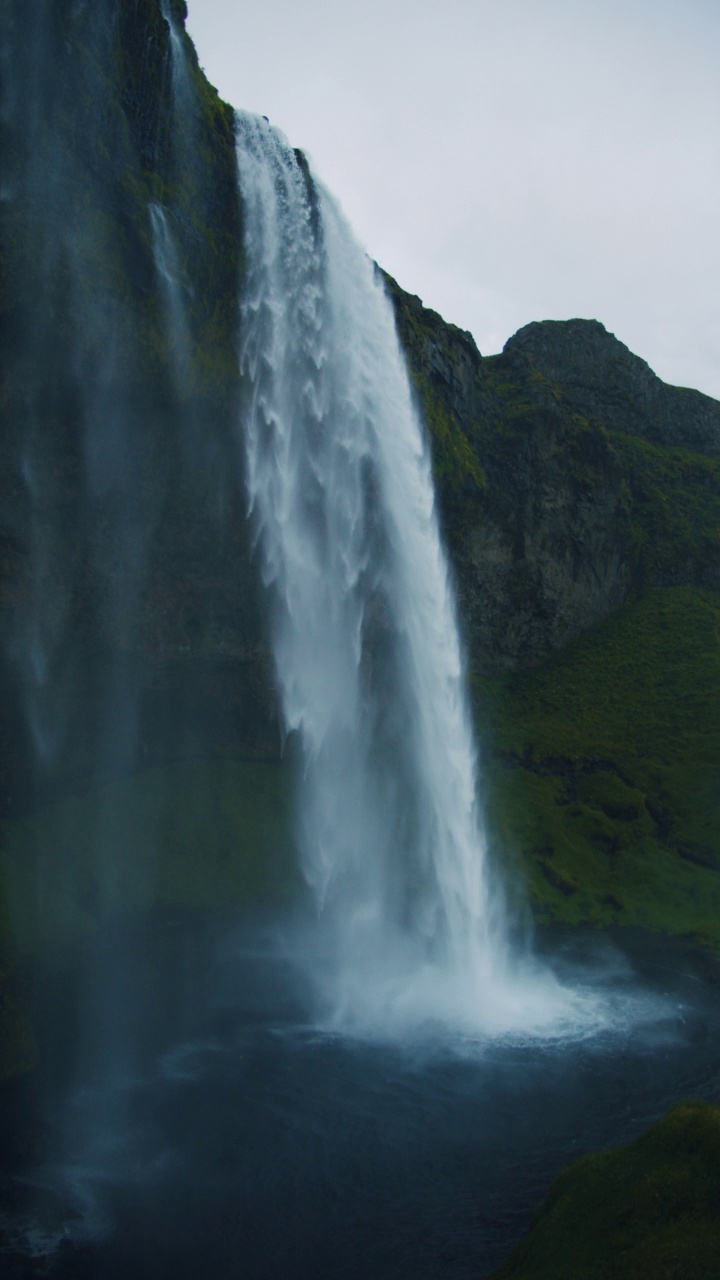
[4,926,720,1279]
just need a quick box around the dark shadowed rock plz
[505,318,720,456]
[387,281,720,672]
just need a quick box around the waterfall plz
[160,0,193,116]
[236,113,571,1036]
[154,0,193,383]
[150,202,193,393]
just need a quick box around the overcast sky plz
[186,0,720,398]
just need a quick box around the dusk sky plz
[186,0,720,398]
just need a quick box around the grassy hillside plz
[478,586,720,949]
[487,1099,720,1279]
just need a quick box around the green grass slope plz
[478,586,720,948]
[487,1099,720,1279]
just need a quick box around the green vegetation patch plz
[488,1099,720,1279]
[613,431,720,579]
[477,586,720,948]
[413,373,487,494]
[479,355,543,424]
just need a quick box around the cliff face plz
[0,0,277,1079]
[0,0,278,822]
[388,281,720,671]
[505,318,720,457]
[387,282,720,946]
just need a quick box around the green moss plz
[478,587,720,948]
[612,432,720,578]
[477,355,539,422]
[0,758,298,958]
[488,1100,720,1279]
[412,373,486,493]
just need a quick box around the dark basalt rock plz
[0,0,271,817]
[387,278,720,671]
[386,286,720,955]
[505,317,720,457]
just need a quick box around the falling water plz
[236,113,579,1036]
[153,0,194,385]
[150,202,193,394]
[160,0,193,116]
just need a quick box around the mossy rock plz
[487,1099,720,1278]
[612,431,720,582]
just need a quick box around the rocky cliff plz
[0,0,277,821]
[385,283,720,953]
[388,280,720,671]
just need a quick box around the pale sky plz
[186,0,720,398]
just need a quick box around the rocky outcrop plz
[0,0,282,826]
[505,318,720,457]
[386,286,720,954]
[387,281,720,671]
